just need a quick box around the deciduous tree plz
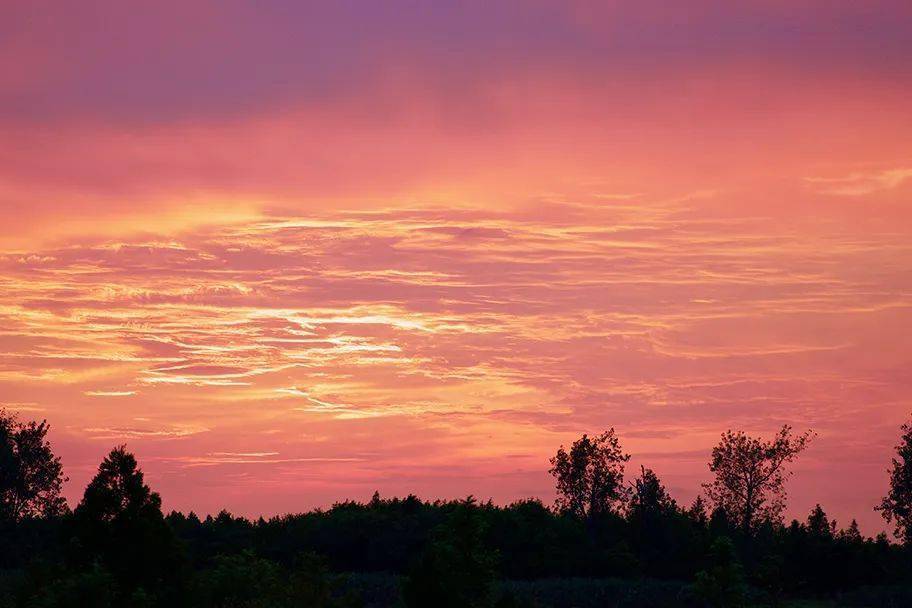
[877,416,912,544]
[702,425,813,534]
[0,409,67,522]
[549,429,630,519]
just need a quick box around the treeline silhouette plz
[3,410,912,607]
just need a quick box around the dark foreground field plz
[343,573,912,607]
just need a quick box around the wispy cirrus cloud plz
[806,168,912,196]
[2,0,912,532]
[1,190,910,530]
[82,424,210,440]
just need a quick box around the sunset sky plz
[2,1,911,533]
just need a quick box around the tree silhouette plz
[628,466,677,518]
[6,413,912,605]
[74,445,184,600]
[549,429,630,519]
[839,519,863,544]
[76,445,162,524]
[627,466,697,579]
[806,504,835,539]
[878,416,912,544]
[702,425,813,534]
[0,409,67,522]
[687,495,709,528]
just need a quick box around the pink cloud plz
[2,0,911,534]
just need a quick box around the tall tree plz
[703,425,813,534]
[76,445,162,524]
[0,409,67,522]
[877,416,912,544]
[74,445,184,599]
[627,466,690,578]
[549,429,630,519]
[806,504,835,539]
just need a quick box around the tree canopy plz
[76,445,162,524]
[628,466,677,519]
[74,445,183,602]
[0,409,67,522]
[702,425,813,533]
[878,416,912,545]
[548,429,630,519]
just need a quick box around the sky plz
[1,0,911,534]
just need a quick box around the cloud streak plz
[1,0,911,532]
[1,191,910,531]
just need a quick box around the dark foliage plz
[402,497,498,608]
[549,429,630,520]
[703,426,813,534]
[0,410,67,523]
[2,416,912,607]
[191,550,360,607]
[693,537,747,608]
[879,418,912,544]
[70,445,186,602]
